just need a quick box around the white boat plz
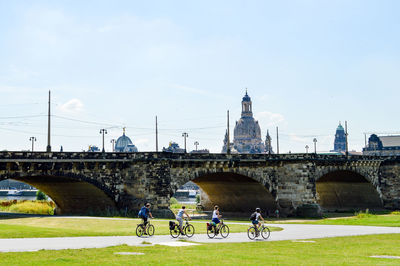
[7,189,23,196]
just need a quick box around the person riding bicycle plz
[176,206,191,235]
[139,203,154,232]
[251,208,265,231]
[211,205,222,230]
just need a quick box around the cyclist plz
[176,206,191,235]
[211,205,222,230]
[251,208,265,232]
[139,203,154,231]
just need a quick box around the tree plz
[36,190,48,201]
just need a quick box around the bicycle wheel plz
[220,224,230,238]
[247,226,257,240]
[136,224,144,237]
[207,226,216,238]
[261,226,270,239]
[170,225,180,238]
[184,224,195,238]
[147,224,155,236]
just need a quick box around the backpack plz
[138,206,147,218]
[250,212,257,221]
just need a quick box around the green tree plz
[36,190,48,201]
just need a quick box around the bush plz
[8,201,54,215]
[36,190,48,201]
[170,197,178,205]
[355,209,375,218]
[195,194,200,204]
[391,211,400,215]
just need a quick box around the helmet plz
[256,208,261,212]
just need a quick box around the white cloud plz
[58,99,84,114]
[256,111,285,126]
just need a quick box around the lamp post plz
[305,145,309,154]
[29,137,36,152]
[194,141,199,151]
[313,138,317,154]
[100,129,107,152]
[110,139,116,152]
[182,132,188,153]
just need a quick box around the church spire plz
[241,89,252,117]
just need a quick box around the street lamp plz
[100,129,108,152]
[182,132,188,153]
[29,137,36,152]
[313,138,317,154]
[194,141,199,151]
[110,139,116,152]
[305,145,309,154]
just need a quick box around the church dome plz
[234,117,262,141]
[115,129,138,152]
[242,91,251,102]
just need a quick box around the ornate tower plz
[265,130,273,154]
[241,90,253,117]
[333,122,346,152]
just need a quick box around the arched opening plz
[316,170,383,211]
[190,172,276,215]
[1,176,116,215]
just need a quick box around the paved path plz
[1,224,399,252]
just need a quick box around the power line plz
[0,115,46,119]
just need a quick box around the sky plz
[0,0,399,153]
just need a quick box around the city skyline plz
[1,1,400,153]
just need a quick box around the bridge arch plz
[315,170,383,211]
[0,173,117,215]
[172,169,277,214]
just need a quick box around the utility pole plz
[110,139,116,152]
[46,90,51,152]
[100,129,107,152]
[155,116,159,152]
[276,126,279,154]
[182,132,188,153]
[345,121,349,156]
[227,110,231,154]
[313,138,317,154]
[29,137,36,152]
[194,141,199,151]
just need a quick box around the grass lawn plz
[279,211,400,227]
[0,217,280,238]
[0,234,400,265]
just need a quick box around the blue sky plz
[0,0,399,153]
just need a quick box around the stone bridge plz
[0,152,399,217]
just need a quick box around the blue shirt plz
[140,206,149,218]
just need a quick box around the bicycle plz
[169,218,195,238]
[247,222,270,240]
[136,219,155,237]
[207,219,229,238]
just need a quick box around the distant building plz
[162,142,185,153]
[115,128,138,152]
[88,145,100,152]
[265,130,274,154]
[363,134,400,156]
[222,91,272,154]
[332,122,346,152]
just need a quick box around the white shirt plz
[212,210,219,219]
